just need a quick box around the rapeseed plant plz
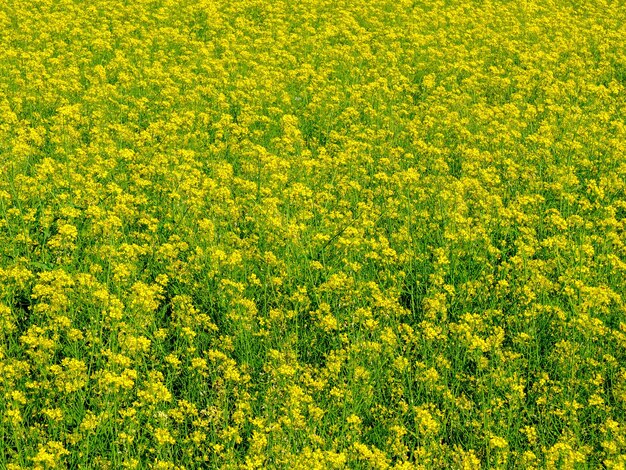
[1,0,626,467]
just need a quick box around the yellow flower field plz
[1,0,626,468]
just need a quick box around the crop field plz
[1,0,626,468]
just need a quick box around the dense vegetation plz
[1,0,626,467]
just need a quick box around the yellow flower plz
[154,428,176,446]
